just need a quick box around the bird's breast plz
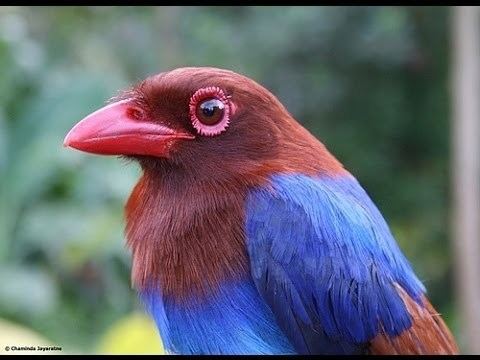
[141,278,296,355]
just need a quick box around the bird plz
[63,67,459,355]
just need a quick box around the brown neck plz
[124,169,250,301]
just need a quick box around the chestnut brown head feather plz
[121,67,345,182]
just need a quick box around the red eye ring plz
[189,87,231,136]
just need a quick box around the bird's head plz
[64,67,343,184]
[64,67,345,294]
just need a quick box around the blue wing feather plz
[245,173,426,354]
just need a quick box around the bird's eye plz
[189,87,232,136]
[196,99,225,126]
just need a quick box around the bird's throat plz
[124,170,250,301]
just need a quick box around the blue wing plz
[245,173,426,354]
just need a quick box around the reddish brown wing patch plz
[369,286,459,354]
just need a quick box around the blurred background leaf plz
[97,312,164,355]
[0,5,458,353]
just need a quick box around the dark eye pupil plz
[201,103,217,117]
[196,98,225,125]
[200,99,223,116]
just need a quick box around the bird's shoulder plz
[244,172,456,354]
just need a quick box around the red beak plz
[63,99,194,157]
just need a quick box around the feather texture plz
[369,286,458,354]
[246,172,431,354]
[141,279,295,354]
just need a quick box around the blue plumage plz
[141,280,296,355]
[245,172,426,354]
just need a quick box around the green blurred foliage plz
[0,6,457,353]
